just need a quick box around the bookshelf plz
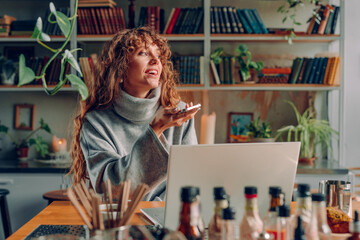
[0,0,344,164]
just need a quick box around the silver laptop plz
[162,142,300,230]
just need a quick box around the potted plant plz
[275,100,338,165]
[245,117,275,142]
[235,44,263,83]
[0,118,52,160]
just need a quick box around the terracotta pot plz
[17,147,29,161]
[249,137,275,143]
[299,157,316,165]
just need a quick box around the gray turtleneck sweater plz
[80,86,197,200]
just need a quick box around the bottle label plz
[266,229,285,240]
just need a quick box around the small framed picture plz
[227,112,253,143]
[15,104,35,130]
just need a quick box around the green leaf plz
[31,17,42,39]
[31,136,49,158]
[55,11,71,37]
[0,124,8,133]
[40,118,52,134]
[63,50,82,76]
[18,54,36,86]
[66,74,89,100]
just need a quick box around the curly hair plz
[69,27,181,184]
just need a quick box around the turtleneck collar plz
[113,86,161,123]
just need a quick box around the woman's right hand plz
[150,103,199,138]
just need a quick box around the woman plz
[70,27,199,200]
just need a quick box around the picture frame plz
[227,112,253,143]
[15,104,35,130]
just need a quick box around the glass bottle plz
[349,210,360,240]
[240,186,263,240]
[177,186,205,240]
[277,205,291,240]
[306,193,330,240]
[264,186,282,239]
[208,187,229,240]
[294,216,306,240]
[290,184,311,239]
[221,206,236,240]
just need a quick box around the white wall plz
[343,0,360,168]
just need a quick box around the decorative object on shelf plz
[52,135,67,153]
[0,118,52,160]
[235,44,263,83]
[14,104,35,130]
[275,100,338,165]
[0,56,16,85]
[17,0,88,100]
[227,112,253,143]
[245,117,275,142]
[0,14,16,36]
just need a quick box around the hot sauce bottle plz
[208,187,229,240]
[264,186,282,239]
[240,186,263,240]
[177,186,205,240]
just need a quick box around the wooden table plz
[7,201,165,240]
[7,201,360,240]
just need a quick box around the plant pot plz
[17,147,29,161]
[299,157,316,166]
[239,69,257,83]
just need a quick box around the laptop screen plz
[164,142,300,230]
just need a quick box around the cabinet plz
[0,0,344,164]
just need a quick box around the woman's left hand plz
[150,102,199,138]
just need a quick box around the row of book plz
[0,15,16,37]
[78,54,98,84]
[163,8,204,34]
[211,7,267,34]
[137,6,165,34]
[77,7,126,35]
[288,56,340,85]
[25,57,70,85]
[307,4,340,35]
[172,56,205,85]
[258,68,291,84]
[210,57,240,85]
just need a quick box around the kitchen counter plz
[0,159,349,175]
[0,159,69,173]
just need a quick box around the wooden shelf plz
[77,34,205,42]
[210,33,340,42]
[0,85,77,92]
[0,35,67,42]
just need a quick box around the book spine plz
[163,8,175,33]
[166,8,181,34]
[237,9,253,34]
[192,7,204,34]
[216,6,226,33]
[227,7,239,34]
[330,6,340,34]
[317,5,331,34]
[210,7,216,34]
[222,7,232,33]
[251,9,268,34]
[231,7,244,33]
[213,7,221,33]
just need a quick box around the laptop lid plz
[164,142,300,230]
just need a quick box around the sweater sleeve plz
[80,119,169,193]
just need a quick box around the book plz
[301,58,314,84]
[216,6,226,33]
[231,7,244,33]
[262,68,292,75]
[317,5,332,34]
[288,58,304,84]
[172,8,187,34]
[251,9,268,34]
[210,60,221,84]
[213,7,221,33]
[322,57,334,84]
[95,8,105,34]
[192,7,204,34]
[210,7,216,33]
[318,57,329,84]
[227,6,239,33]
[313,57,325,84]
[324,6,335,34]
[307,57,320,84]
[296,58,309,84]
[236,9,253,34]
[311,5,325,34]
[330,6,340,34]
[178,8,192,34]
[90,8,101,34]
[328,56,340,85]
[165,8,181,34]
[242,9,261,34]
[163,8,175,33]
[306,7,321,35]
[138,6,147,27]
[221,7,232,33]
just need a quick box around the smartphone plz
[179,104,201,113]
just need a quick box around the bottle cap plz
[269,186,282,197]
[311,193,325,202]
[213,187,227,200]
[244,186,257,195]
[180,186,199,202]
[350,210,360,233]
[278,205,290,217]
[222,207,236,220]
[297,184,310,198]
